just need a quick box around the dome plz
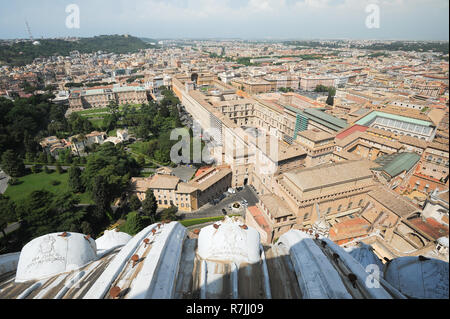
[15,232,97,283]
[437,237,449,248]
[384,256,449,299]
[344,243,384,271]
[95,229,132,251]
[197,216,260,265]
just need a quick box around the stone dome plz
[95,229,132,251]
[197,216,260,265]
[15,232,97,283]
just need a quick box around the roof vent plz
[151,228,157,235]
[84,235,91,241]
[332,253,340,261]
[240,225,248,230]
[143,238,150,247]
[315,234,320,239]
[58,232,68,237]
[131,254,140,268]
[418,255,430,262]
[193,229,200,235]
[110,286,121,299]
[213,224,220,230]
[157,224,162,229]
[321,240,327,248]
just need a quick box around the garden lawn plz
[74,108,109,116]
[88,118,104,129]
[4,171,93,204]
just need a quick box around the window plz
[358,199,363,206]
[326,207,331,214]
[348,202,353,209]
[304,213,310,220]
[337,205,342,212]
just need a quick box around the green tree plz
[91,175,112,221]
[142,189,157,223]
[1,150,25,177]
[326,87,336,106]
[137,155,145,167]
[0,195,16,238]
[129,194,142,211]
[56,162,63,174]
[122,211,144,235]
[38,152,48,164]
[31,165,40,174]
[17,190,58,239]
[68,165,84,193]
[160,206,178,222]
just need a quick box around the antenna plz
[25,20,33,41]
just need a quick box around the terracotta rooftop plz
[329,217,371,242]
[247,206,271,233]
[147,174,180,190]
[368,187,419,218]
[408,217,449,240]
[336,125,369,140]
[283,160,377,192]
[259,194,293,218]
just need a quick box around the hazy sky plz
[0,0,448,40]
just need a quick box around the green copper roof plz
[304,108,348,129]
[282,105,348,132]
[374,152,421,180]
[355,111,433,127]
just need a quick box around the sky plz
[0,0,448,40]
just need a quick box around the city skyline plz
[0,0,448,41]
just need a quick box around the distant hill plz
[0,35,157,67]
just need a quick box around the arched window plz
[348,202,353,209]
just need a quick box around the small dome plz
[197,217,260,264]
[95,229,132,251]
[344,243,384,271]
[437,237,449,248]
[15,233,97,283]
[384,256,449,299]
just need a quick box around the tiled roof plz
[408,217,449,240]
[368,187,419,218]
[283,160,377,192]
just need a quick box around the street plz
[176,185,259,220]
[0,170,10,194]
[0,222,20,239]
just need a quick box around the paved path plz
[177,186,259,220]
[0,170,10,194]
[0,222,20,239]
